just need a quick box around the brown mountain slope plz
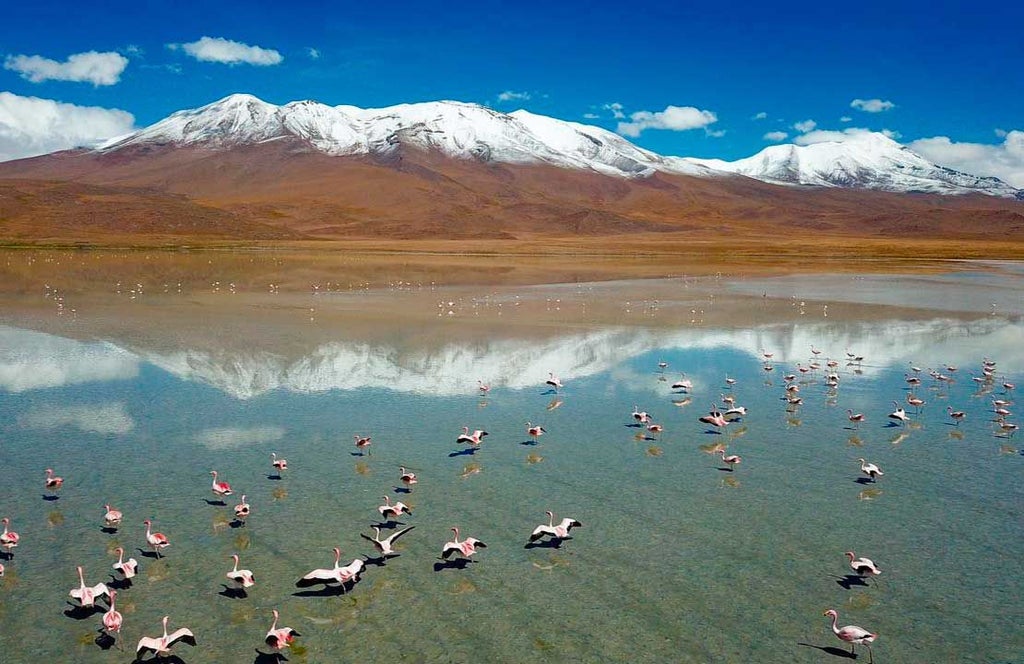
[1,141,1023,246]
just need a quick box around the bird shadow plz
[131,656,187,664]
[797,642,857,659]
[884,422,904,428]
[64,603,104,620]
[448,448,478,457]
[292,580,356,597]
[204,498,227,506]
[254,650,289,664]
[854,478,877,485]
[433,558,475,572]
[350,451,368,457]
[100,526,119,535]
[524,538,567,550]
[218,584,249,599]
[703,429,724,435]
[833,574,871,590]
[717,466,735,472]
[520,439,540,446]
[267,474,283,481]
[542,388,559,395]
[138,548,163,559]
[42,494,60,501]
[363,555,390,568]
[229,519,247,529]
[0,551,13,561]
[94,630,118,650]
[107,576,133,590]
[371,519,404,530]
[393,486,412,494]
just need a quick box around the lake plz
[0,250,1021,663]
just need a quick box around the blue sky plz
[2,0,1023,184]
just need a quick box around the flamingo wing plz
[385,525,416,546]
[166,627,196,647]
[136,636,163,656]
[529,525,554,542]
[297,568,341,586]
[441,543,462,559]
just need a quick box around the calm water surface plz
[0,254,1022,663]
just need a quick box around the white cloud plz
[0,92,136,162]
[169,36,283,66]
[851,98,895,113]
[909,131,1024,187]
[603,102,625,119]
[793,119,817,133]
[21,403,134,435]
[995,128,1007,138]
[617,105,718,137]
[840,116,853,123]
[196,425,286,450]
[306,47,321,59]
[705,128,726,138]
[4,51,128,86]
[582,112,599,119]
[497,90,531,103]
[0,325,139,391]
[763,131,789,142]
[752,111,768,120]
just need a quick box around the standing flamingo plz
[526,422,546,441]
[907,394,925,413]
[545,373,563,391]
[265,609,300,651]
[845,551,882,577]
[362,525,415,557]
[354,435,372,454]
[270,452,288,474]
[947,406,966,426]
[631,406,652,425]
[888,401,909,425]
[102,504,123,529]
[399,467,418,487]
[112,546,138,580]
[143,520,170,557]
[717,449,742,471]
[1,517,19,556]
[477,380,490,394]
[528,511,582,543]
[209,470,232,498]
[456,427,488,446]
[233,495,250,519]
[823,609,878,662]
[858,458,884,482]
[378,495,412,519]
[226,554,255,589]
[846,410,865,428]
[68,564,109,608]
[135,615,196,658]
[102,589,123,648]
[44,468,63,493]
[441,526,487,559]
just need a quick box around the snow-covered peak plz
[686,131,1022,198]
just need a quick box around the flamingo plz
[226,554,255,589]
[699,406,728,430]
[846,410,865,428]
[44,468,63,490]
[69,564,109,608]
[858,458,884,482]
[354,435,372,454]
[657,360,668,371]
[298,548,364,587]
[233,495,250,519]
[907,394,925,413]
[399,467,418,487]
[0,563,4,576]
[102,589,123,647]
[724,406,747,420]
[526,422,546,440]
[265,609,300,651]
[671,374,693,391]
[378,495,412,519]
[528,511,581,543]
[143,520,170,557]
[546,372,563,391]
[631,406,652,425]
[1,517,19,555]
[823,609,878,663]
[905,373,921,386]
[441,526,487,559]
[888,401,909,425]
[845,551,882,577]
[947,406,966,426]
[477,380,490,394]
[135,616,196,659]
[725,375,737,387]
[103,504,123,529]
[209,470,233,497]
[362,525,415,557]
[992,401,1011,417]
[717,449,742,471]
[811,345,823,357]
[456,427,488,445]
[112,546,138,580]
[646,423,664,437]
[270,452,288,473]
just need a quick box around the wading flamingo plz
[441,527,487,560]
[823,609,877,663]
[69,564,109,608]
[947,406,966,426]
[103,504,123,529]
[846,410,865,428]
[233,495,250,519]
[112,547,138,580]
[845,551,882,577]
[399,467,418,487]
[136,615,196,658]
[528,511,581,543]
[858,458,884,482]
[1,517,19,556]
[270,452,288,473]
[546,373,563,391]
[362,525,415,557]
[209,470,233,498]
[526,422,546,441]
[143,520,170,557]
[265,609,300,651]
[378,495,412,519]
[226,554,255,589]
[354,435,372,454]
[717,449,742,471]
[102,590,123,648]
[44,468,63,491]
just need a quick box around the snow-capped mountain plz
[86,94,1021,200]
[101,94,711,178]
[686,132,1023,199]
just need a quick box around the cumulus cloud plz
[763,131,789,142]
[706,128,726,138]
[306,47,321,59]
[0,92,136,163]
[169,36,283,66]
[617,105,718,137]
[21,403,135,435]
[4,51,128,86]
[840,116,853,123]
[752,111,768,120]
[603,102,625,119]
[196,425,286,450]
[497,90,531,103]
[851,98,895,113]
[793,119,817,133]
[909,131,1024,187]
[582,112,599,119]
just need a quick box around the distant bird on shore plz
[442,526,487,560]
[529,511,581,543]
[823,609,877,663]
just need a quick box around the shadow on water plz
[392,486,412,494]
[131,656,187,664]
[520,440,540,446]
[94,630,118,651]
[138,548,163,559]
[448,448,478,457]
[42,494,60,502]
[229,519,246,529]
[267,474,283,481]
[831,573,871,590]
[204,499,227,506]
[433,558,475,572]
[797,642,857,659]
[218,584,248,599]
[371,519,404,530]
[854,478,878,485]
[108,576,133,590]
[64,603,105,620]
[254,649,289,663]
[100,526,119,535]
[524,538,567,550]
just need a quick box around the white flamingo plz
[362,525,415,557]
[112,546,138,580]
[265,609,300,651]
[135,615,196,658]
[226,553,255,589]
[441,526,487,559]
[823,609,878,663]
[69,564,109,608]
[858,458,884,482]
[845,551,882,577]
[528,511,581,543]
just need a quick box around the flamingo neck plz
[829,612,840,635]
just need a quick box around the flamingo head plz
[332,547,341,563]
[45,468,53,476]
[272,609,279,620]
[1,517,8,526]
[230,553,239,563]
[239,494,246,503]
[451,526,460,538]
[823,609,838,618]
[843,551,855,561]
[382,495,391,504]
[143,519,151,526]
[114,546,124,556]
[210,470,217,477]
[162,615,169,630]
[857,458,865,463]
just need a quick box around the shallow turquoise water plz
[1,285,1023,663]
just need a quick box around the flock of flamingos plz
[0,348,1017,662]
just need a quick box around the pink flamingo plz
[907,394,925,413]
[947,406,965,426]
[103,504,123,529]
[209,470,232,497]
[441,526,487,560]
[1,517,19,556]
[699,406,728,430]
[456,427,488,445]
[846,410,865,428]
[378,495,412,519]
[233,495,250,519]
[298,548,365,587]
[136,615,196,658]
[270,452,288,473]
[226,553,255,589]
[646,423,664,437]
[477,380,490,394]
[69,564,109,608]
[265,609,300,651]
[354,435,372,454]
[823,609,878,662]
[858,458,884,482]
[888,401,908,425]
[102,589,123,648]
[529,511,581,543]
[362,525,415,557]
[631,406,652,424]
[717,449,742,471]
[526,422,546,440]
[112,546,138,580]
[44,468,63,490]
[671,374,693,391]
[845,551,882,577]
[399,467,418,487]
[143,520,170,557]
